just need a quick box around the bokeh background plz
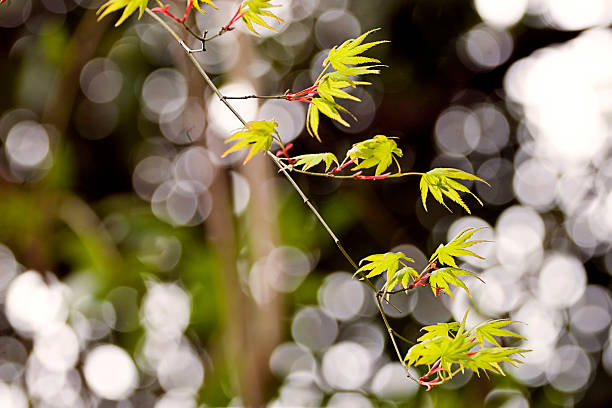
[1,0,612,407]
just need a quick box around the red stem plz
[332,157,356,173]
[223,4,247,31]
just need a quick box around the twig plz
[145,7,417,383]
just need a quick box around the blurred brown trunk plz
[177,24,283,407]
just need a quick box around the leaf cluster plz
[420,168,488,213]
[346,135,403,176]
[241,0,284,35]
[354,252,418,293]
[307,29,387,140]
[222,120,277,164]
[406,312,528,381]
[97,0,217,26]
[97,0,149,26]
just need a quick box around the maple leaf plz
[385,265,420,292]
[317,72,369,102]
[97,0,149,26]
[346,135,403,176]
[417,322,461,342]
[323,29,389,76]
[463,346,529,376]
[354,252,414,292]
[241,0,284,35]
[192,0,217,14]
[430,227,489,268]
[291,153,339,172]
[469,320,526,347]
[420,168,488,214]
[405,311,529,384]
[222,120,277,164]
[428,267,482,299]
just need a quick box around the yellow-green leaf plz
[420,168,488,213]
[193,0,218,14]
[355,252,414,292]
[291,153,339,172]
[241,0,284,35]
[323,29,389,76]
[97,0,149,26]
[470,320,526,347]
[430,227,489,268]
[222,120,277,164]
[346,135,403,176]
[428,267,482,299]
[306,104,320,141]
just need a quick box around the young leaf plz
[192,0,217,14]
[241,0,284,35]
[417,322,461,342]
[97,0,149,26]
[420,168,488,213]
[355,252,414,291]
[291,153,339,172]
[312,98,352,127]
[346,135,403,176]
[323,29,389,76]
[222,120,277,164]
[405,311,529,383]
[430,227,488,268]
[469,320,526,347]
[386,266,420,292]
[463,347,530,376]
[306,104,320,141]
[428,267,481,299]
[317,73,369,102]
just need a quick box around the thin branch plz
[391,329,416,345]
[146,7,416,383]
[223,95,287,100]
[376,294,418,382]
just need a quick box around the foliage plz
[241,0,284,35]
[290,153,339,172]
[346,135,403,176]
[431,227,488,268]
[306,30,387,140]
[323,29,388,76]
[355,252,416,292]
[420,168,487,213]
[222,120,277,164]
[428,267,481,298]
[406,312,529,384]
[97,0,149,26]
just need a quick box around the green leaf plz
[241,0,284,35]
[312,98,352,127]
[222,120,277,164]
[428,267,482,299]
[386,266,420,292]
[317,73,369,102]
[405,311,530,382]
[463,346,530,376]
[97,0,149,26]
[346,135,403,176]
[306,104,320,141]
[291,153,339,172]
[193,0,218,14]
[417,322,460,342]
[420,168,488,213]
[430,227,489,268]
[323,29,389,76]
[469,320,526,347]
[355,252,414,291]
